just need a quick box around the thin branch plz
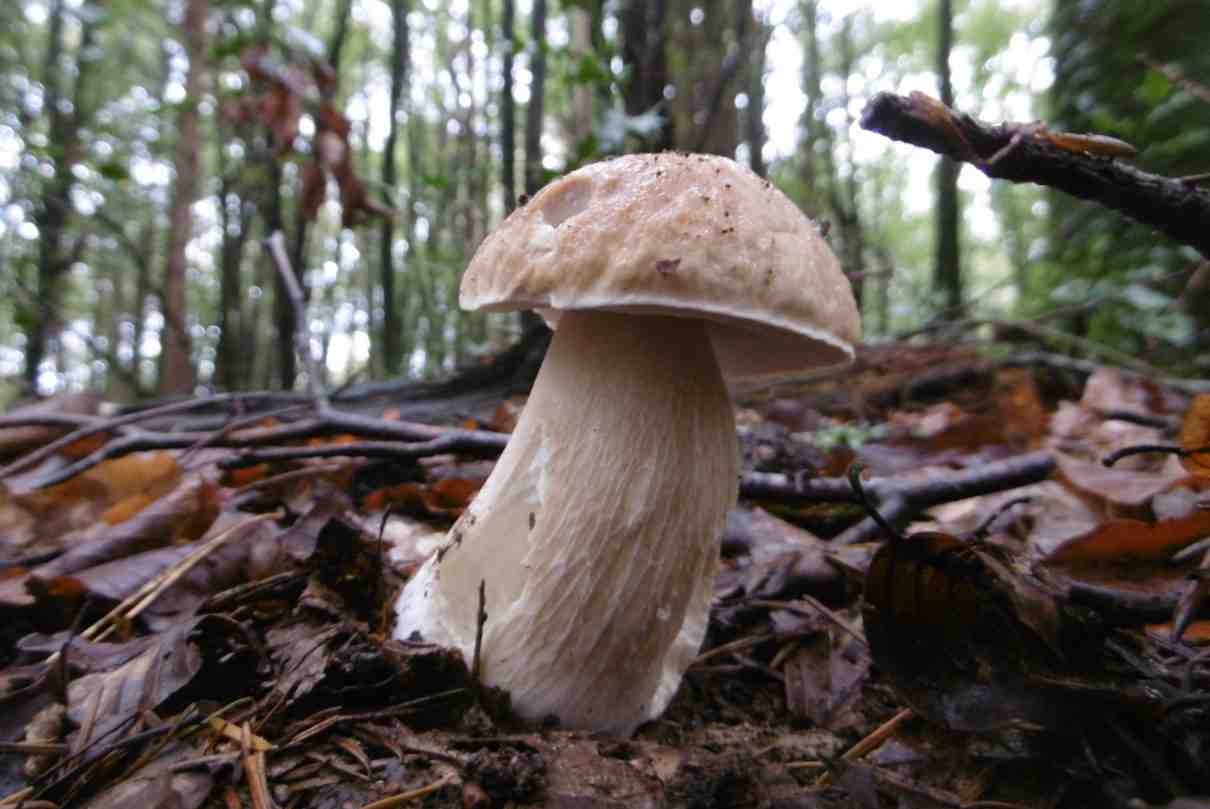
[265,230,329,406]
[860,91,1210,258]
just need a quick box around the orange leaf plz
[430,478,481,510]
[222,463,272,488]
[101,492,158,525]
[1148,621,1210,643]
[1180,393,1210,476]
[1044,510,1210,564]
[59,432,111,459]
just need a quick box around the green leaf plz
[96,161,129,182]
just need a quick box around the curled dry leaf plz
[863,530,1099,732]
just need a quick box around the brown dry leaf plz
[1042,510,1210,564]
[363,478,481,519]
[1055,451,1185,511]
[863,531,1089,732]
[58,431,111,459]
[714,507,841,604]
[66,616,216,750]
[1180,393,1210,476]
[39,504,329,629]
[993,368,1051,446]
[220,462,271,488]
[1148,620,1210,643]
[79,761,213,809]
[0,475,222,609]
[783,631,868,730]
[1080,366,1177,418]
[300,160,327,222]
[0,392,101,459]
[489,398,525,433]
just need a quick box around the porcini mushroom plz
[394,152,859,735]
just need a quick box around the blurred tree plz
[933,0,962,317]
[23,0,99,392]
[379,0,410,375]
[160,0,207,395]
[1049,0,1210,371]
[500,0,517,214]
[620,0,673,150]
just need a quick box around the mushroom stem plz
[395,309,738,734]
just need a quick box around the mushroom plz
[393,152,859,735]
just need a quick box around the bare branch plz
[860,91,1210,258]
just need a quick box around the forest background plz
[0,0,1207,404]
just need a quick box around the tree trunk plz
[500,0,516,215]
[934,0,962,315]
[620,0,672,150]
[744,9,769,178]
[216,139,250,391]
[518,0,548,335]
[379,0,410,375]
[799,0,823,210]
[160,0,208,395]
[26,0,90,393]
[524,0,547,197]
[837,17,864,310]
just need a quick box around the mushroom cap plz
[460,152,860,380]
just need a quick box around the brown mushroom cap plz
[461,152,860,380]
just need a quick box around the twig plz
[1103,443,1210,467]
[218,435,502,469]
[0,393,293,480]
[471,579,487,689]
[265,229,329,407]
[360,772,456,809]
[999,350,1210,396]
[22,412,501,489]
[816,707,914,787]
[860,91,1210,258]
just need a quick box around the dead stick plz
[860,91,1210,258]
[266,229,329,407]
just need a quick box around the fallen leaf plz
[1056,451,1185,511]
[783,631,868,730]
[77,743,217,809]
[0,475,223,609]
[1180,394,1210,476]
[66,615,226,750]
[1043,509,1210,564]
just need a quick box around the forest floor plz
[0,340,1208,809]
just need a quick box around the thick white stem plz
[394,310,738,734]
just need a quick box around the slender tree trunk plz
[799,0,823,209]
[620,0,672,150]
[745,12,770,178]
[216,138,250,390]
[26,0,83,392]
[500,0,516,214]
[160,0,208,394]
[517,0,548,334]
[934,0,962,315]
[379,0,410,374]
[567,4,593,151]
[838,18,864,310]
[524,0,547,197]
